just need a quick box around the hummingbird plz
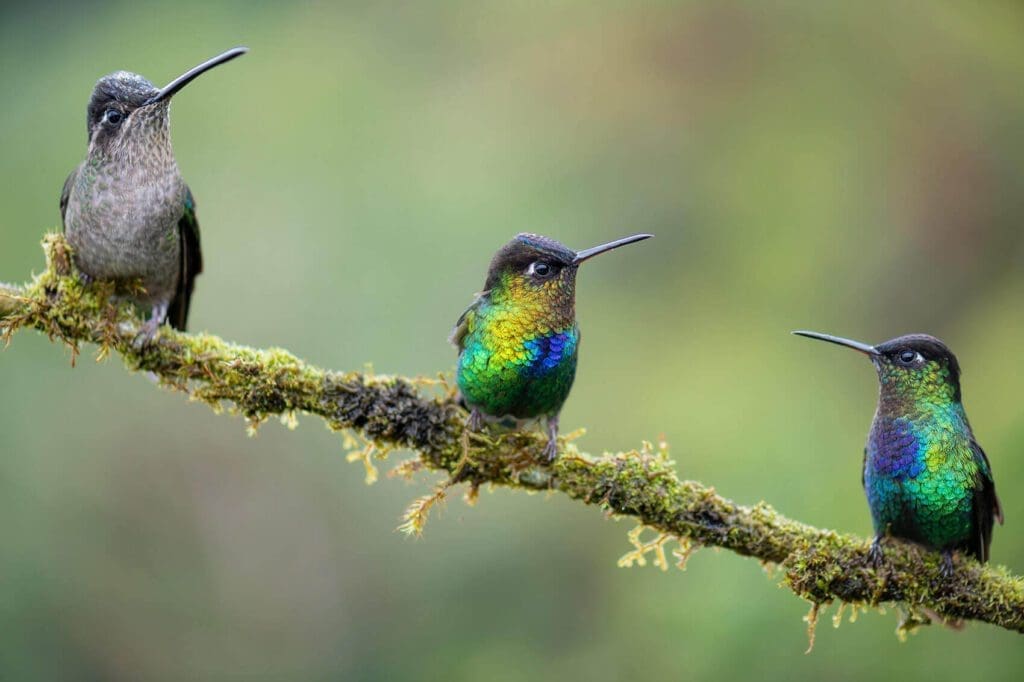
[451,232,653,461]
[60,47,248,341]
[794,331,1003,573]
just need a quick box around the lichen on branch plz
[2,234,1022,636]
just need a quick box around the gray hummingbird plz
[60,47,247,341]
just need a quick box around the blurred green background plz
[2,1,1023,679]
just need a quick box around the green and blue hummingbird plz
[794,331,1003,572]
[61,47,247,340]
[451,232,652,461]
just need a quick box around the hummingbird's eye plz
[528,261,552,278]
[897,349,921,366]
[103,108,123,126]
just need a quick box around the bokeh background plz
[2,1,1023,679]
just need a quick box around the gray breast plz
[66,162,185,303]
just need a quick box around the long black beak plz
[144,47,248,106]
[792,330,879,356]
[572,233,653,264]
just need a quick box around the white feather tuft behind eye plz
[526,261,552,277]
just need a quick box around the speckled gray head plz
[86,72,158,137]
[84,47,248,150]
[86,71,164,152]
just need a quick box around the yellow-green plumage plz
[455,269,579,420]
[452,232,651,460]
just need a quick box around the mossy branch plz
[2,235,1022,636]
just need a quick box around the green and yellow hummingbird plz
[61,47,247,340]
[452,232,652,460]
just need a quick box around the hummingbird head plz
[84,47,247,158]
[793,331,963,404]
[482,233,653,307]
[86,71,162,153]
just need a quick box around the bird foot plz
[940,551,956,579]
[131,319,161,352]
[131,302,169,351]
[868,537,885,568]
[466,408,485,432]
[542,437,559,462]
[542,415,560,462]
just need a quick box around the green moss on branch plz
[0,283,23,318]
[3,234,1022,635]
